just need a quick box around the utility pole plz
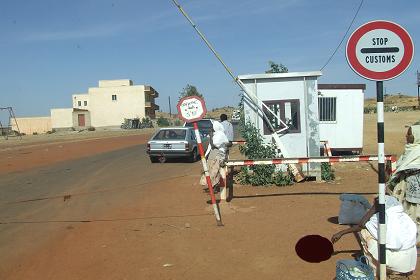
[168,96,172,117]
[417,70,420,107]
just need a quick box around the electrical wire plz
[319,0,364,71]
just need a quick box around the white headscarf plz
[392,125,420,175]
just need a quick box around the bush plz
[141,117,153,128]
[237,119,292,186]
[88,127,96,131]
[173,119,182,126]
[321,163,335,181]
[157,116,170,127]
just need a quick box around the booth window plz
[263,99,300,135]
[318,97,336,122]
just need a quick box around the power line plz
[320,0,364,71]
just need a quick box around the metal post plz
[376,81,386,280]
[417,71,420,107]
[193,122,223,226]
[168,96,172,117]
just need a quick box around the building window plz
[112,94,117,101]
[263,99,300,134]
[84,101,87,106]
[78,101,81,106]
[318,97,337,122]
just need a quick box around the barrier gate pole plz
[193,122,223,226]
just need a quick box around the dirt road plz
[0,112,419,280]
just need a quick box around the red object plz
[193,122,222,225]
[346,20,414,81]
[295,235,334,263]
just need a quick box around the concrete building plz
[51,79,159,130]
[318,84,365,154]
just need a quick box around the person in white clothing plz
[220,114,234,142]
[331,195,417,278]
[200,120,229,189]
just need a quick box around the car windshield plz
[153,129,187,140]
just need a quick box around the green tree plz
[179,84,203,100]
[265,61,288,73]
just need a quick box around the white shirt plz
[365,195,417,250]
[221,120,234,141]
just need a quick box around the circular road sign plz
[346,20,414,81]
[177,95,207,123]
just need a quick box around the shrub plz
[88,127,96,131]
[237,118,289,186]
[141,117,153,128]
[321,163,335,181]
[157,116,170,127]
[173,119,182,126]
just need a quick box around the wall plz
[51,108,74,129]
[318,89,364,151]
[88,85,146,127]
[240,72,321,177]
[242,77,309,157]
[11,117,51,135]
[72,94,89,110]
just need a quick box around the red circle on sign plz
[346,20,414,81]
[176,95,207,123]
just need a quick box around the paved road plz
[0,144,199,276]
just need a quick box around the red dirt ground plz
[1,111,419,280]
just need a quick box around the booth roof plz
[237,71,322,81]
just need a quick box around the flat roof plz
[238,71,322,80]
[318,84,366,90]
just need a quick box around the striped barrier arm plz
[225,155,395,167]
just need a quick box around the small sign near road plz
[177,95,207,123]
[346,20,414,81]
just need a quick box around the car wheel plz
[158,156,166,163]
[150,157,159,163]
[189,148,197,163]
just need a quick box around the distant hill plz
[365,94,419,108]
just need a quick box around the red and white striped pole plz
[193,122,223,226]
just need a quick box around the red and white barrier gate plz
[219,154,397,201]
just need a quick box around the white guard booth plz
[318,84,365,154]
[239,71,322,178]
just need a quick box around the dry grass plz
[365,94,419,108]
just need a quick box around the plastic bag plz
[338,194,371,225]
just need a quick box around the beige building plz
[51,79,159,129]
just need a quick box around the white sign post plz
[177,96,223,226]
[346,20,414,280]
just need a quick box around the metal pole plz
[417,71,420,107]
[171,0,305,181]
[170,0,288,134]
[193,122,223,226]
[376,81,386,280]
[168,96,172,117]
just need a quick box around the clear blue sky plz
[1,0,419,119]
